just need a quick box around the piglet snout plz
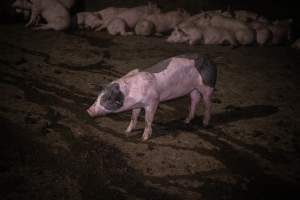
[86,106,96,117]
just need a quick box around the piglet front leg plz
[126,108,141,135]
[142,101,158,141]
[26,5,39,27]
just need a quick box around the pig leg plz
[26,4,39,27]
[198,86,214,127]
[142,102,158,141]
[126,108,141,134]
[184,90,201,124]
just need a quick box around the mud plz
[0,24,300,200]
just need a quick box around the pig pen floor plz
[0,24,300,200]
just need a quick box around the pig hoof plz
[184,118,191,124]
[142,133,151,141]
[202,123,212,129]
[125,128,132,133]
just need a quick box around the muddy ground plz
[0,24,300,200]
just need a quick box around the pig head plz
[87,83,125,117]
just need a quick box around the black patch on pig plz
[100,83,124,111]
[144,58,172,73]
[178,54,217,88]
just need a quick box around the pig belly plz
[153,60,201,101]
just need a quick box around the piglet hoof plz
[142,132,151,141]
[184,118,191,124]
[202,122,213,129]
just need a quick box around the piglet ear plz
[124,68,139,77]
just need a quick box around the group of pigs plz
[78,5,296,47]
[12,0,300,49]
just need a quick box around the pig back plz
[144,54,216,101]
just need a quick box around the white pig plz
[94,7,129,31]
[26,0,71,31]
[249,21,272,45]
[135,10,190,36]
[134,20,156,36]
[87,54,217,141]
[107,18,133,36]
[167,25,237,46]
[105,3,161,36]
[195,14,255,45]
[76,12,102,30]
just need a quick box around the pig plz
[135,10,190,36]
[249,21,272,45]
[94,7,129,31]
[291,38,300,49]
[26,0,71,31]
[167,25,237,46]
[195,14,255,45]
[134,20,156,36]
[234,10,259,22]
[87,54,217,141]
[76,12,102,30]
[104,3,161,35]
[268,19,293,45]
[107,18,133,36]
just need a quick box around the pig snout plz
[86,105,97,117]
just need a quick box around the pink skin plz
[94,7,129,31]
[135,19,155,36]
[104,3,160,35]
[76,12,102,30]
[107,18,133,36]
[115,3,160,28]
[209,15,255,45]
[250,21,272,45]
[141,10,190,34]
[26,0,70,31]
[167,25,237,47]
[87,58,214,141]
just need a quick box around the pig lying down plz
[12,0,72,30]
[87,54,217,141]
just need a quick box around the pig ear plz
[124,69,139,77]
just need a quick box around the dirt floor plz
[0,24,300,200]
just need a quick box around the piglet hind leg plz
[184,89,201,124]
[125,108,141,136]
[198,86,214,127]
[142,102,158,141]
